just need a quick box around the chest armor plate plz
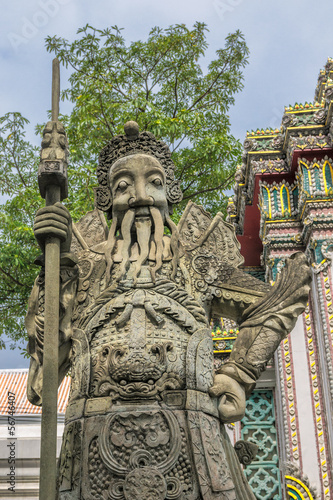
[84,284,208,400]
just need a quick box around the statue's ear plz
[94,187,112,213]
[166,180,183,204]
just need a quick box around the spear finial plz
[51,58,60,121]
[38,57,68,201]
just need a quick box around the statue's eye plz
[117,180,129,190]
[152,178,162,186]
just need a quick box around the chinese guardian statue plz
[26,121,311,499]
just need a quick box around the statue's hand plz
[209,374,246,423]
[34,202,72,253]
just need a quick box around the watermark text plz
[8,0,72,51]
[7,391,16,493]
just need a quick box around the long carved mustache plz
[104,207,179,283]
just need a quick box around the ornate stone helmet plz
[95,121,183,218]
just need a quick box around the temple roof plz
[228,58,333,266]
[0,369,70,415]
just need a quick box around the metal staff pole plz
[38,58,68,500]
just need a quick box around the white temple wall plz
[0,416,64,500]
[289,316,321,491]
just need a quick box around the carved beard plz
[105,207,179,284]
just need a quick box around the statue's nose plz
[129,183,154,207]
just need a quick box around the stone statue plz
[26,121,311,499]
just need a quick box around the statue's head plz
[95,122,182,283]
[95,121,182,218]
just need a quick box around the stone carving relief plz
[58,420,82,496]
[85,410,196,500]
[234,440,258,466]
[187,411,236,499]
[38,120,69,199]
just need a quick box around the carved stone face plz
[108,153,168,224]
[105,153,177,283]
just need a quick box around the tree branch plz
[171,135,186,153]
[177,154,206,181]
[67,59,129,100]
[182,173,235,201]
[117,53,144,80]
[97,91,116,137]
[8,128,27,188]
[172,74,179,119]
[187,61,229,112]
[0,266,29,288]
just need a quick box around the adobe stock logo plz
[213,0,243,21]
[8,0,72,51]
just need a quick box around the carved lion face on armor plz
[104,153,179,284]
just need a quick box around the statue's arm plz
[209,267,270,324]
[210,252,311,422]
[26,203,78,406]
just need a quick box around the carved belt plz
[65,389,219,423]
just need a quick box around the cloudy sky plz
[1,0,333,367]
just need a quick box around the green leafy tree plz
[0,22,249,348]
[0,112,41,348]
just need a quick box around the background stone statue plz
[26,121,311,499]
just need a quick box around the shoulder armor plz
[178,201,244,268]
[71,208,108,257]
